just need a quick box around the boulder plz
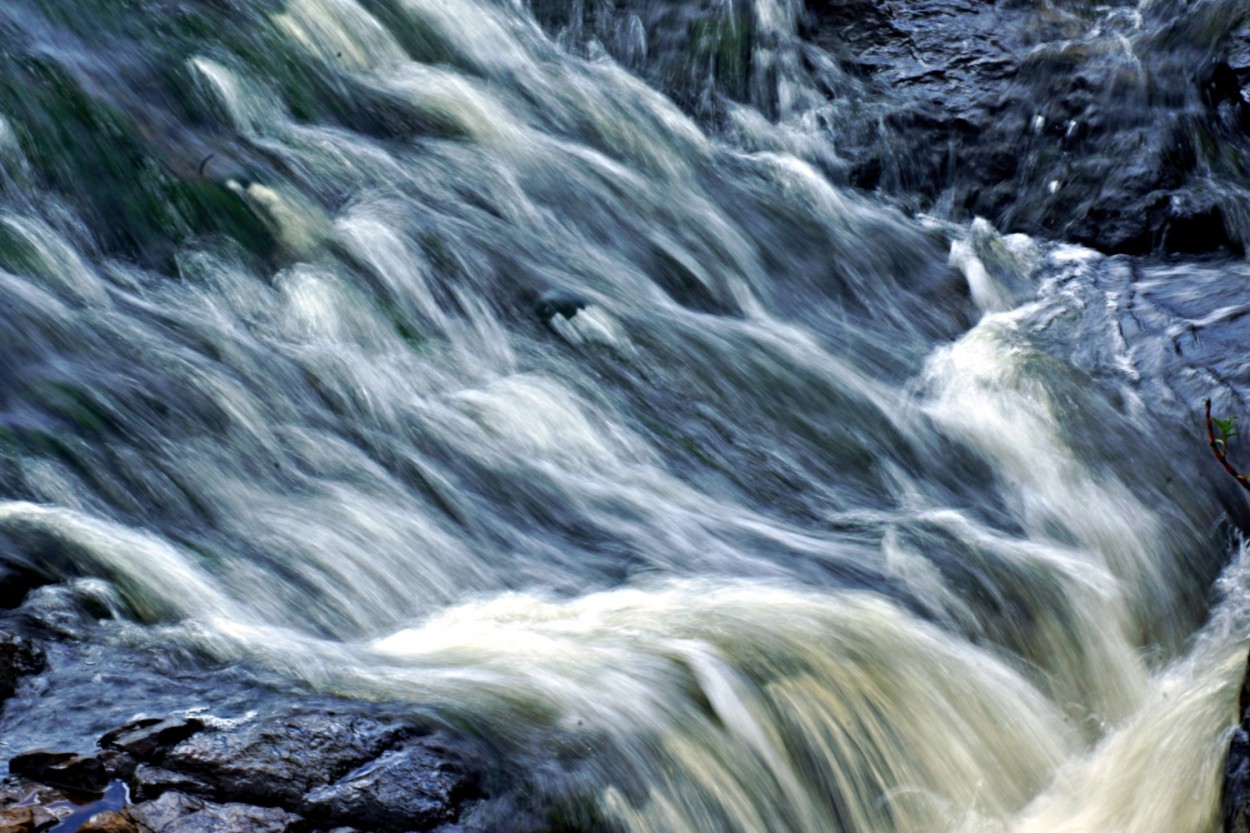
[301,737,480,833]
[157,710,411,806]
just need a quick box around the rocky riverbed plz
[0,624,488,833]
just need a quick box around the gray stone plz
[126,794,301,833]
[130,764,212,803]
[302,737,478,833]
[160,710,410,807]
[125,792,204,832]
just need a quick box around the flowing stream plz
[0,0,1248,831]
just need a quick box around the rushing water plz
[0,0,1247,831]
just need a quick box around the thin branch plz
[1206,398,1250,493]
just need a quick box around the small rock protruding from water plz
[534,289,629,348]
[535,289,592,325]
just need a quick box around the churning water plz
[0,0,1247,831]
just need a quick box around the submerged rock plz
[1226,727,1250,833]
[534,289,592,324]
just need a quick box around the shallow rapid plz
[0,1,1247,831]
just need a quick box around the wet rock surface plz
[813,0,1250,255]
[0,632,44,706]
[153,710,414,807]
[1226,644,1250,833]
[540,0,1250,256]
[9,751,108,795]
[302,741,477,833]
[126,792,303,833]
[4,707,488,833]
[99,719,205,765]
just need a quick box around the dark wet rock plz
[0,565,50,611]
[158,710,411,807]
[109,708,492,831]
[803,0,1250,255]
[1224,643,1250,833]
[8,751,108,795]
[0,633,45,705]
[100,718,205,763]
[121,792,201,833]
[96,751,139,784]
[1228,729,1250,833]
[125,791,303,833]
[301,736,480,833]
[540,0,1250,255]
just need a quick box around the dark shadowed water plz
[0,1,1248,831]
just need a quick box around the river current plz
[0,1,1247,831]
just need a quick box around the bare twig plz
[1206,398,1250,493]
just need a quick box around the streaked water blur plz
[0,1,1246,831]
